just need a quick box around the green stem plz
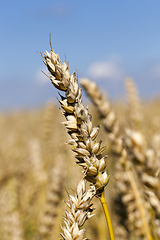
[100,191,115,240]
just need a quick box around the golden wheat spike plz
[0,179,24,240]
[40,45,114,239]
[125,77,143,130]
[39,155,66,239]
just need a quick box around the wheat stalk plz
[39,39,114,239]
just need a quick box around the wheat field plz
[0,87,160,240]
[0,45,160,240]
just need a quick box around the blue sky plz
[0,0,160,110]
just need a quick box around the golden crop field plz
[0,48,160,240]
[0,93,160,240]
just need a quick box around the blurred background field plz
[0,88,160,239]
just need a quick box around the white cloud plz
[88,58,125,82]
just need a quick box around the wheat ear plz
[60,178,95,240]
[125,77,143,130]
[39,40,114,239]
[29,138,47,183]
[80,78,123,157]
[39,155,66,239]
[124,129,160,238]
[0,179,24,240]
[42,100,55,140]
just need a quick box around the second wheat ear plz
[40,40,115,240]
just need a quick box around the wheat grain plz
[40,44,109,195]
